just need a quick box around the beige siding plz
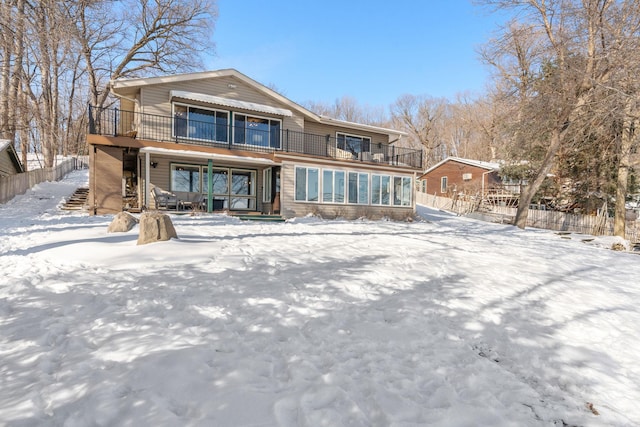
[90,146,124,215]
[303,120,391,157]
[0,150,20,177]
[279,161,415,221]
[303,121,387,143]
[136,76,304,142]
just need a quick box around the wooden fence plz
[0,157,86,204]
[417,192,640,243]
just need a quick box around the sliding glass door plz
[204,167,256,210]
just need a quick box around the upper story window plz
[336,132,371,156]
[234,114,281,149]
[173,103,228,142]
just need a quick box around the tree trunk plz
[0,0,13,140]
[514,127,564,228]
[614,119,634,238]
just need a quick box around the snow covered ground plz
[1,169,639,427]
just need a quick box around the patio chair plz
[328,144,354,160]
[372,153,385,163]
[150,184,178,210]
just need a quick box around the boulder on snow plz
[137,212,178,245]
[107,211,138,233]
[611,242,627,251]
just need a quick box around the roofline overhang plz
[422,156,499,175]
[139,146,278,166]
[319,115,408,140]
[111,68,321,122]
[111,69,406,140]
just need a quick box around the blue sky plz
[207,1,505,109]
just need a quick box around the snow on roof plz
[139,146,277,166]
[170,90,293,117]
[318,116,408,138]
[423,156,501,174]
[0,139,10,152]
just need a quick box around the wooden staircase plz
[61,187,89,211]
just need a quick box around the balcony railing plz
[89,106,423,169]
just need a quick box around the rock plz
[137,212,178,245]
[611,242,627,251]
[107,211,138,233]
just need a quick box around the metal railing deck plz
[89,106,423,169]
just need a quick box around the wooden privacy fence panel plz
[417,192,640,243]
[0,158,77,204]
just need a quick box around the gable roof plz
[423,157,500,175]
[111,68,407,139]
[0,139,24,174]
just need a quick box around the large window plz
[295,167,319,202]
[347,172,369,204]
[203,167,256,210]
[230,170,255,209]
[173,104,228,142]
[234,114,281,149]
[371,174,391,205]
[394,176,412,206]
[336,132,371,156]
[295,166,411,208]
[322,169,345,203]
[171,164,201,192]
[170,164,257,210]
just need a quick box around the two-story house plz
[87,69,422,220]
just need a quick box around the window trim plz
[233,112,282,149]
[170,162,202,193]
[441,176,448,193]
[294,166,320,202]
[322,169,346,204]
[371,174,392,206]
[336,131,372,155]
[172,102,229,143]
[262,167,272,204]
[293,165,412,208]
[347,171,370,205]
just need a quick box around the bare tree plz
[0,0,217,168]
[390,94,447,167]
[0,0,26,145]
[72,0,217,111]
[303,96,388,126]
[478,0,632,230]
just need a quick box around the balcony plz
[88,106,423,169]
